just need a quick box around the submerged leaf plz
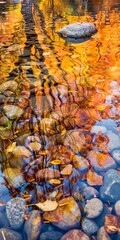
[61,164,73,175]
[29,200,58,212]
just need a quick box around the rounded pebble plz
[24,210,42,240]
[85,198,103,218]
[97,226,111,240]
[82,218,99,235]
[111,149,120,165]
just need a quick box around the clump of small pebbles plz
[6,197,26,230]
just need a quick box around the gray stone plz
[114,200,120,217]
[0,228,22,240]
[39,231,63,240]
[6,197,26,230]
[82,218,99,235]
[107,133,120,151]
[97,226,111,240]
[57,22,97,39]
[24,210,42,240]
[111,149,120,165]
[85,198,103,218]
[100,169,120,203]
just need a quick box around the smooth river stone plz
[91,125,107,134]
[107,133,120,151]
[111,149,120,165]
[97,227,111,240]
[61,229,90,240]
[100,169,120,203]
[114,201,120,217]
[6,197,26,230]
[57,22,97,38]
[53,197,81,230]
[85,198,103,218]
[24,210,42,240]
[82,218,99,235]
[0,228,22,240]
[39,231,63,240]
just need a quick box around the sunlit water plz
[0,0,120,238]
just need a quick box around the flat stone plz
[97,226,111,240]
[39,231,63,240]
[3,105,24,120]
[100,169,120,203]
[82,218,99,235]
[0,228,22,240]
[85,198,103,218]
[60,229,90,240]
[57,22,97,39]
[0,80,18,93]
[114,201,120,217]
[111,149,120,165]
[87,150,116,173]
[53,197,81,230]
[24,210,42,240]
[6,197,26,230]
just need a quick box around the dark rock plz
[82,218,99,235]
[6,197,26,230]
[82,186,99,200]
[0,212,9,228]
[60,229,90,240]
[39,231,63,240]
[0,228,22,240]
[85,198,103,218]
[24,210,42,240]
[100,169,120,203]
[57,22,97,39]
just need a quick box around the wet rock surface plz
[60,229,90,240]
[0,228,22,240]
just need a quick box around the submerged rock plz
[57,22,97,42]
[24,210,42,240]
[100,169,120,203]
[97,226,111,240]
[61,229,90,240]
[82,218,99,235]
[53,197,81,230]
[6,197,26,230]
[39,231,63,240]
[0,228,22,240]
[84,198,103,218]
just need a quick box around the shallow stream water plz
[0,0,120,239]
